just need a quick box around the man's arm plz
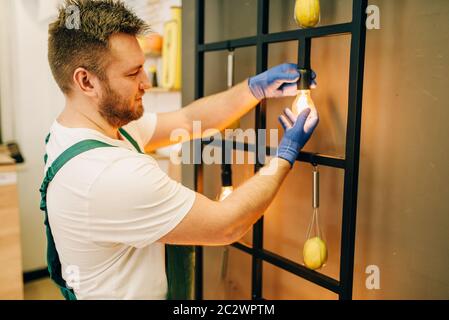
[145,80,258,152]
[158,108,319,246]
[144,63,302,153]
[158,157,291,245]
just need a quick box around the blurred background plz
[0,0,448,300]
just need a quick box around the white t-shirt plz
[44,113,196,300]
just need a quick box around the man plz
[42,0,319,300]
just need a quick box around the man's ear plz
[72,67,101,98]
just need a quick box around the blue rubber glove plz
[276,108,319,167]
[248,63,316,100]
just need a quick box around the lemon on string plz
[303,236,327,270]
[302,165,328,270]
[294,0,321,29]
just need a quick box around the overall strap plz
[40,139,116,300]
[119,128,143,154]
[40,140,115,210]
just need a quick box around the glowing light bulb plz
[292,89,317,132]
[292,90,315,115]
[218,186,234,201]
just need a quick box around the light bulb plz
[292,90,315,115]
[292,89,317,132]
[218,186,234,201]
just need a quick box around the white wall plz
[0,0,65,272]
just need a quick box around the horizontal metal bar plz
[232,241,254,255]
[198,23,352,52]
[296,151,346,169]
[262,23,353,43]
[199,36,257,52]
[231,242,341,294]
[200,139,345,169]
[202,139,255,153]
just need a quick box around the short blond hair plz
[48,0,149,94]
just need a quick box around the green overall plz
[39,128,195,300]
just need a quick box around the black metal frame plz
[194,0,367,300]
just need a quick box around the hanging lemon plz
[303,236,327,270]
[294,0,321,28]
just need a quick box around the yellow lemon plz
[294,0,321,28]
[303,237,327,270]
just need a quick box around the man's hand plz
[276,108,319,167]
[248,63,317,100]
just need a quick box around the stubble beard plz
[98,81,144,128]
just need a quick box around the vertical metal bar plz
[194,0,205,301]
[252,0,269,301]
[298,36,311,70]
[339,0,367,300]
[195,0,205,101]
[221,50,235,186]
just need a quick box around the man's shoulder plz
[56,143,157,170]
[47,145,159,196]
[44,117,159,188]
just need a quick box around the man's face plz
[98,33,150,128]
